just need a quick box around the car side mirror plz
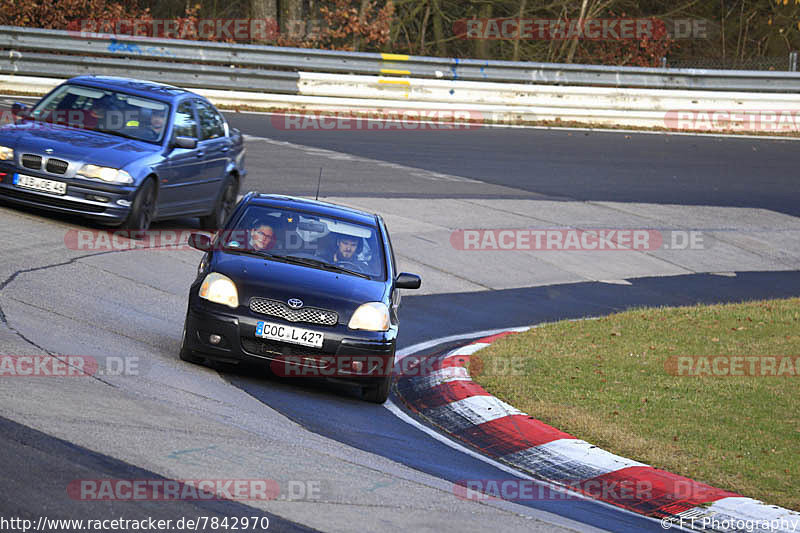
[188,232,212,251]
[173,136,197,149]
[396,272,421,289]
[11,102,29,118]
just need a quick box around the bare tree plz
[251,0,278,43]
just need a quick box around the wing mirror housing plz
[173,136,197,149]
[188,232,212,251]
[11,102,30,119]
[396,272,421,289]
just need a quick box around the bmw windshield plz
[28,84,170,144]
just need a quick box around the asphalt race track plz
[229,112,800,216]
[1,104,799,532]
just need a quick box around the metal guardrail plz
[3,25,800,93]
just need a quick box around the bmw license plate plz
[14,173,67,195]
[255,321,324,348]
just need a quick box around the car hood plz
[213,253,387,320]
[0,122,158,168]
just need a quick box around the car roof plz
[65,76,198,103]
[245,194,379,227]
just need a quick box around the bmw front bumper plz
[0,166,134,223]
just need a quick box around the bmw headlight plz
[348,302,390,332]
[198,272,239,308]
[0,145,13,161]
[77,164,133,184]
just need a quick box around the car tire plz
[178,320,205,365]
[122,178,156,232]
[200,175,237,231]
[362,374,391,404]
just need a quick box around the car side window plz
[173,100,198,138]
[196,100,226,140]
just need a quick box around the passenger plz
[250,222,278,251]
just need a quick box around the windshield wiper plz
[280,255,370,279]
[94,128,143,141]
[223,246,287,262]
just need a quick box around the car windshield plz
[28,84,170,144]
[223,205,386,280]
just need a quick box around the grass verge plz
[472,298,800,510]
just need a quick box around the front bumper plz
[184,297,397,387]
[0,165,134,223]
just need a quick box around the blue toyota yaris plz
[0,76,246,230]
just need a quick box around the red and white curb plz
[395,329,799,533]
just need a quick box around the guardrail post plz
[790,51,798,72]
[660,57,668,69]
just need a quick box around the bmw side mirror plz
[173,136,197,149]
[188,232,212,251]
[396,272,421,289]
[11,102,29,118]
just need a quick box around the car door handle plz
[221,146,230,153]
[196,151,205,158]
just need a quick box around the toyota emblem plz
[287,298,303,309]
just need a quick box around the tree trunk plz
[512,0,527,61]
[431,0,446,56]
[353,0,371,51]
[565,0,589,64]
[281,0,303,40]
[475,3,492,59]
[251,0,278,43]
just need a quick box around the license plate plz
[255,321,324,348]
[14,173,67,195]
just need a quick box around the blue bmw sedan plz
[0,76,246,230]
[180,193,422,403]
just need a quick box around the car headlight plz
[348,302,390,331]
[77,164,133,184]
[0,145,13,161]
[198,272,239,308]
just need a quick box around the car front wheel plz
[362,374,392,404]
[201,175,237,231]
[123,178,156,231]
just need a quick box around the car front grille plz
[241,337,326,360]
[249,297,338,326]
[45,158,69,175]
[21,154,42,170]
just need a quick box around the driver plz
[331,235,361,263]
[148,108,166,139]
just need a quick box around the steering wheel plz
[335,260,366,273]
